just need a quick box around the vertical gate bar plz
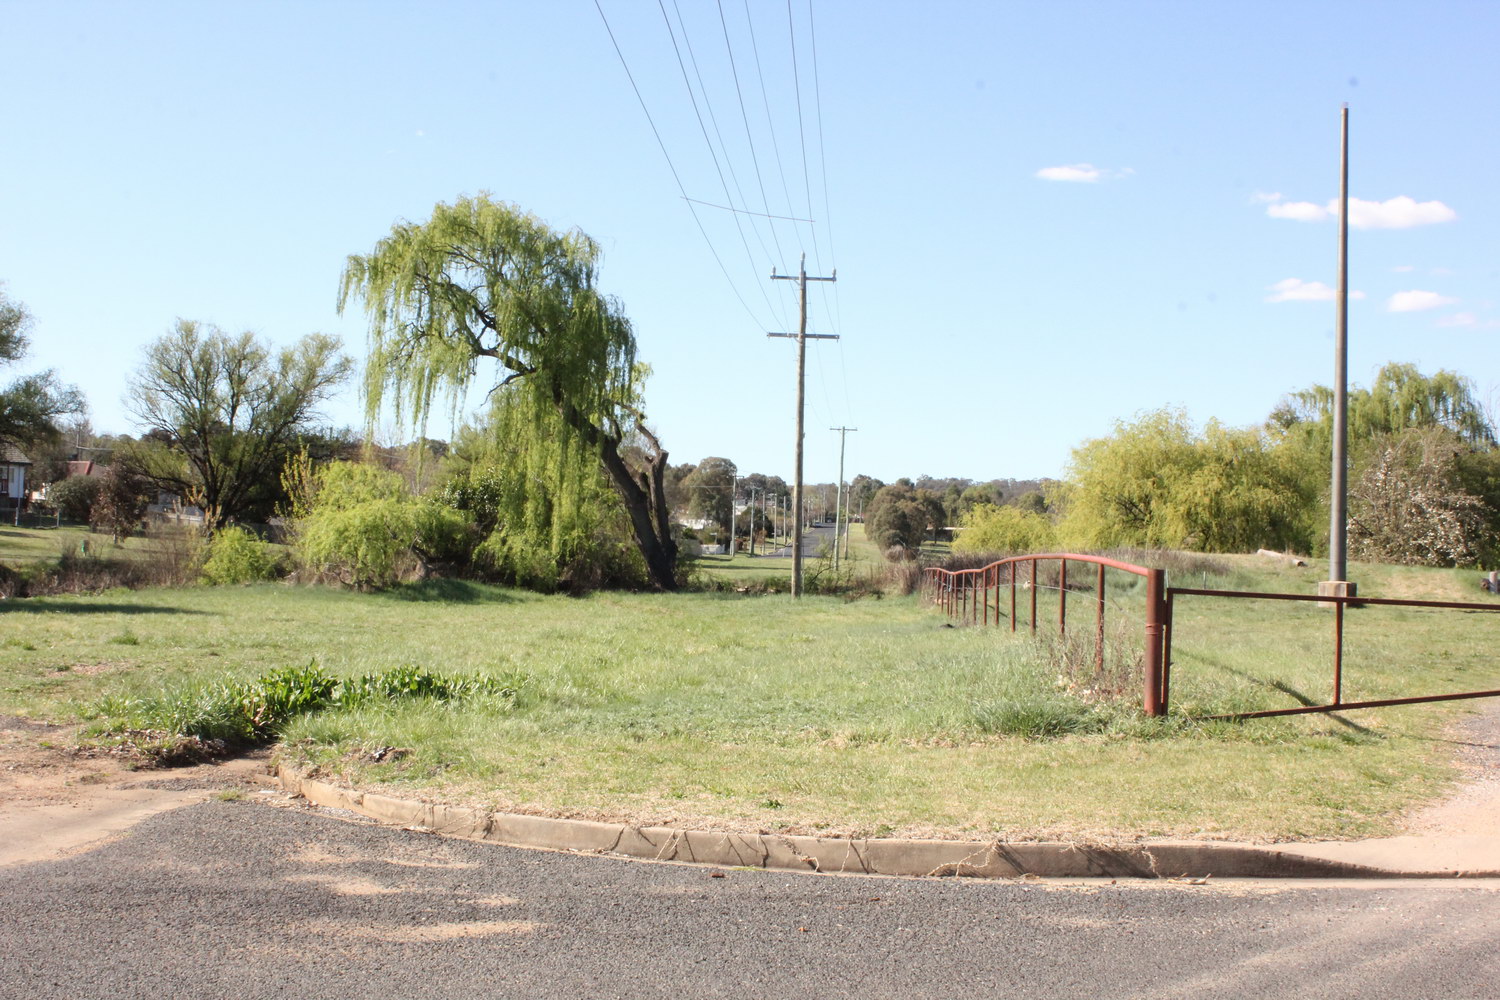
[1029,559,1038,633]
[984,566,991,625]
[1333,596,1345,706]
[1059,559,1068,635]
[1010,563,1017,632]
[1161,587,1174,714]
[1095,562,1106,674]
[1144,569,1166,717]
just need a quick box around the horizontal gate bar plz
[1209,687,1500,721]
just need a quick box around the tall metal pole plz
[1330,104,1350,585]
[769,254,837,597]
[830,426,857,573]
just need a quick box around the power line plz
[743,0,800,246]
[593,0,766,329]
[785,0,841,372]
[683,197,811,222]
[716,0,792,273]
[658,0,787,327]
[667,0,784,291]
[786,0,825,278]
[807,0,843,337]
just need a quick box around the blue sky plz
[3,0,1496,484]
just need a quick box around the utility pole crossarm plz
[766,332,839,340]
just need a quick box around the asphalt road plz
[4,800,1499,999]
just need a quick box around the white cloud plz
[1388,290,1458,312]
[1251,191,1283,204]
[1035,163,1104,182]
[1265,278,1366,303]
[1264,194,1457,228]
[1348,196,1456,229]
[1266,200,1330,222]
[1438,312,1500,329]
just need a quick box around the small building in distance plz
[1,446,32,515]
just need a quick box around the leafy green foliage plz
[339,663,523,706]
[125,320,352,525]
[953,503,1057,554]
[293,461,467,589]
[1056,409,1311,552]
[682,456,737,535]
[201,525,281,585]
[86,661,512,747]
[1271,362,1495,448]
[0,287,83,454]
[440,399,651,592]
[340,195,679,589]
[47,475,102,522]
[90,464,152,543]
[864,483,945,556]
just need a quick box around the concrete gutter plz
[277,766,1500,879]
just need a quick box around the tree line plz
[949,363,1500,568]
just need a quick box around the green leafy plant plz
[201,525,281,585]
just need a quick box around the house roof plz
[1,445,31,465]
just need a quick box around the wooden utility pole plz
[768,253,837,597]
[830,426,857,573]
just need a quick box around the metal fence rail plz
[1165,587,1500,719]
[925,554,1169,716]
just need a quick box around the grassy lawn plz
[3,551,1498,844]
[0,522,139,564]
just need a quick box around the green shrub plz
[293,462,468,589]
[953,504,1057,555]
[85,661,509,749]
[48,476,103,522]
[201,525,280,585]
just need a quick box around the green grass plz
[0,523,152,565]
[1,557,1496,843]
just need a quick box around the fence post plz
[1029,559,1037,632]
[1144,568,1167,717]
[1010,563,1017,632]
[1059,559,1067,634]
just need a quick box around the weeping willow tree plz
[339,196,678,590]
[438,394,650,590]
[1269,362,1495,449]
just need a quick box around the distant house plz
[66,459,103,479]
[1,446,31,514]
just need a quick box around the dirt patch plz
[0,716,278,865]
[1401,700,1500,838]
[57,661,131,676]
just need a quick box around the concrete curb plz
[275,766,1500,879]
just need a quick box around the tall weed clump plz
[85,662,518,756]
[201,525,281,585]
[292,461,468,589]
